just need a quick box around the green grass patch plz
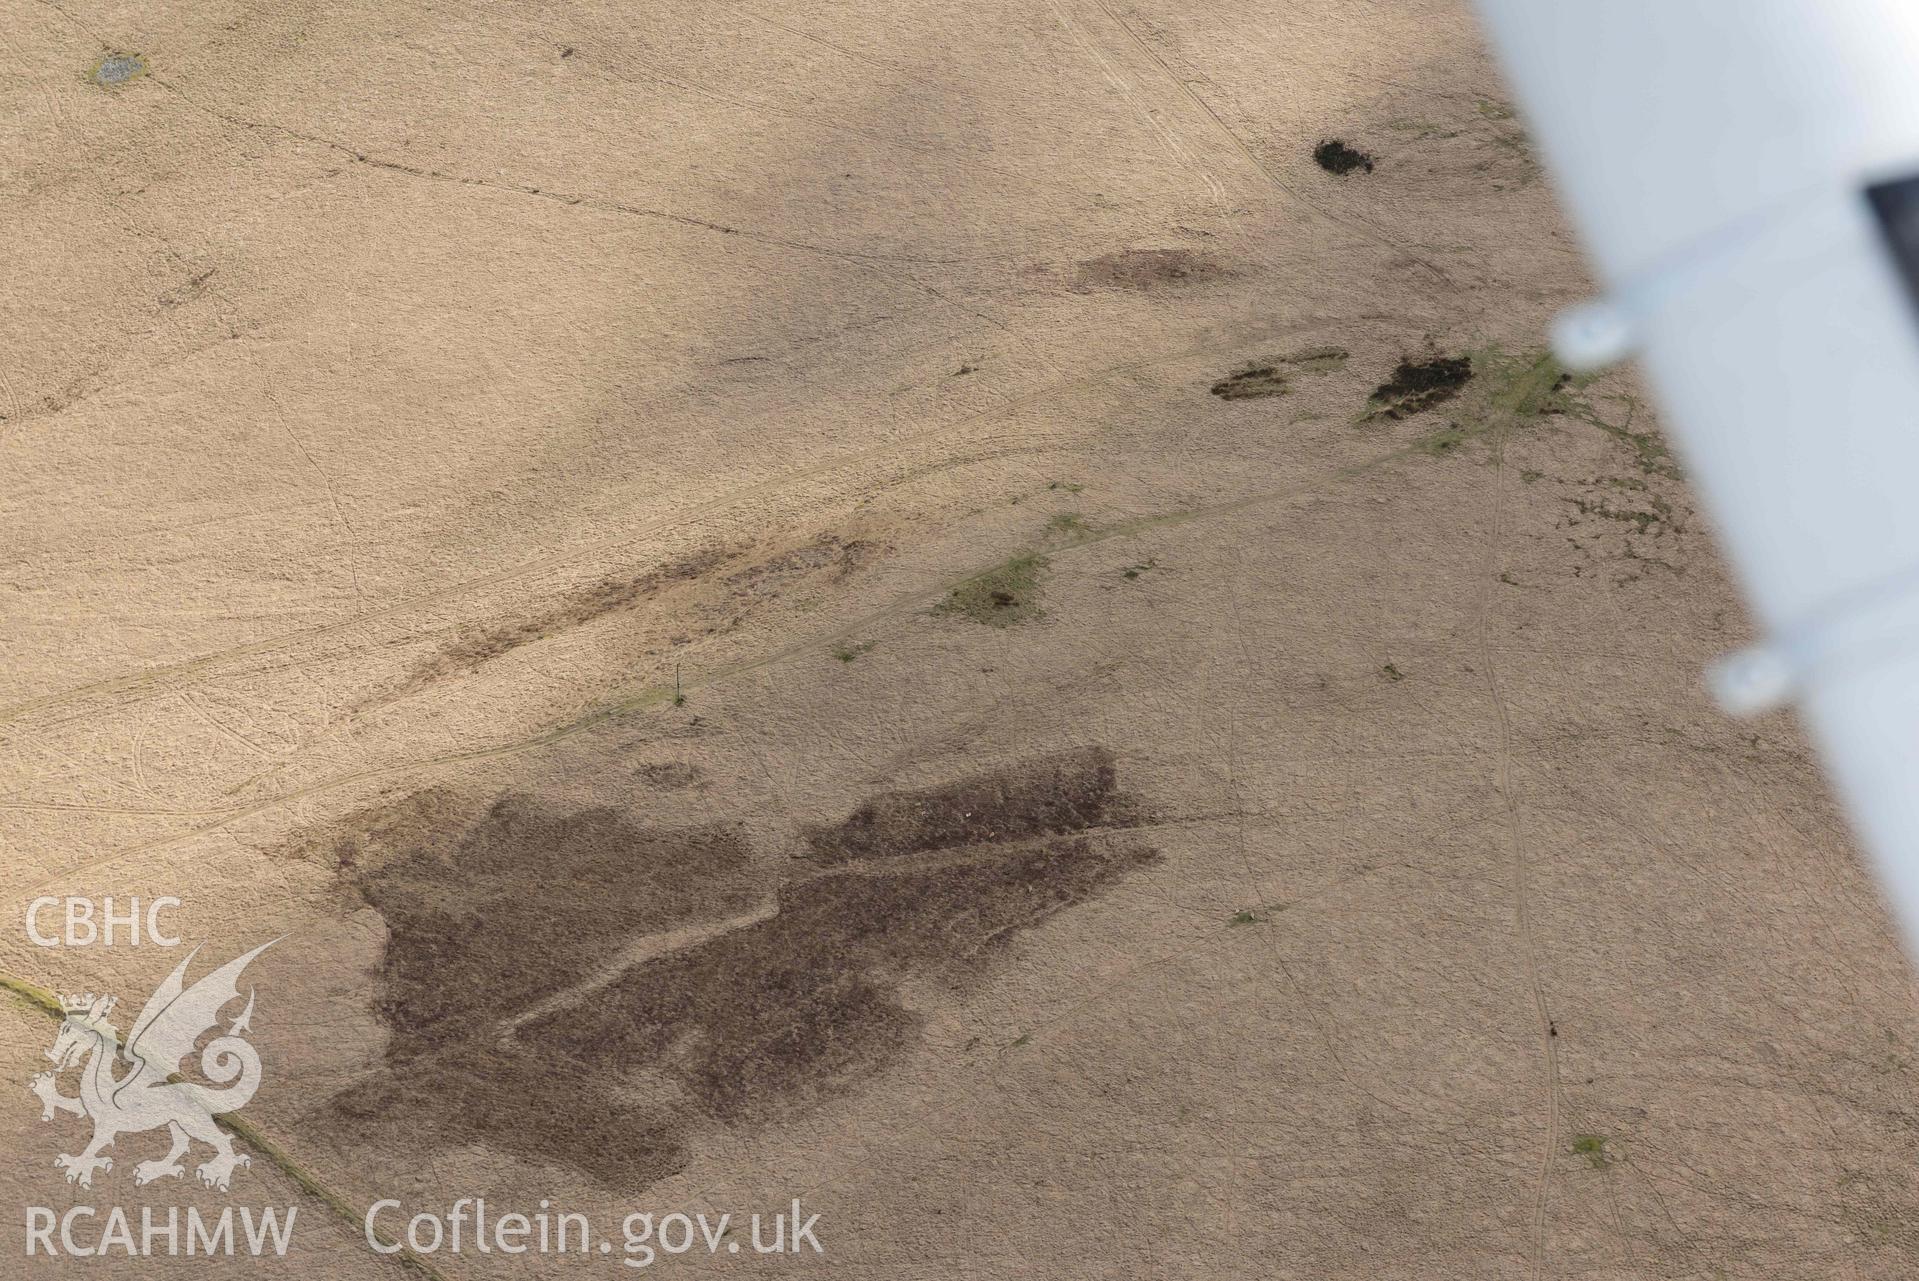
[1415,423,1473,456]
[1386,348,1683,485]
[1047,512,1089,537]
[936,554,1048,627]
[1585,397,1682,479]
[1230,898,1293,924]
[1572,1134,1609,1168]
[1403,347,1581,454]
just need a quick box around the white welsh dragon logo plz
[27,941,275,1192]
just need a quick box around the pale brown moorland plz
[4,2,1917,1277]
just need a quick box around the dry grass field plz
[5,1,1918,1276]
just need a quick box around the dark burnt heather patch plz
[1211,365,1290,400]
[329,1040,694,1187]
[802,745,1144,865]
[308,751,1158,1189]
[538,830,1157,1123]
[1364,354,1473,421]
[310,790,764,1187]
[1314,139,1374,174]
[1072,248,1226,292]
[333,792,763,1032]
[1209,346,1350,401]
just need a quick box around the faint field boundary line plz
[0,975,453,1281]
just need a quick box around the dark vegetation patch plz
[322,793,762,1029]
[559,824,1155,1124]
[1044,512,1090,542]
[1570,485,1672,536]
[1381,348,1687,582]
[1406,349,1580,456]
[936,554,1046,627]
[1456,353,1681,479]
[308,752,1158,1188]
[405,534,877,689]
[1210,346,1350,400]
[1211,365,1290,400]
[1365,354,1473,420]
[311,792,760,1188]
[1588,402,1681,480]
[724,533,876,590]
[1313,139,1374,175]
[1282,345,1350,374]
[1572,1134,1609,1168]
[412,545,738,685]
[803,746,1143,865]
[1072,248,1226,292]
